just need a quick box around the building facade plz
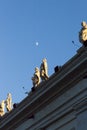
[0,46,87,130]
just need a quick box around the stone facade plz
[0,46,87,130]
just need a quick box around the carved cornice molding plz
[73,96,87,115]
[0,46,87,129]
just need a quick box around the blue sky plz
[0,0,86,104]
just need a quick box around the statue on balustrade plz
[32,67,40,87]
[40,58,49,81]
[0,100,5,116]
[79,21,87,46]
[5,93,12,112]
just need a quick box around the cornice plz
[73,96,87,115]
[0,46,87,130]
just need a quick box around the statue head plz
[81,21,87,28]
[35,67,39,72]
[7,93,12,98]
[42,58,47,63]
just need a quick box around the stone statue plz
[40,58,49,81]
[0,100,5,116]
[79,21,87,46]
[5,93,12,112]
[32,67,40,87]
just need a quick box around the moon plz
[36,42,39,46]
